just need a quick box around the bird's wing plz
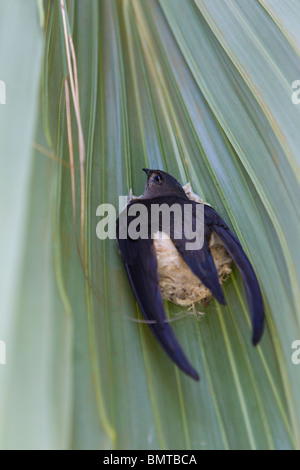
[171,201,226,305]
[205,205,265,345]
[116,214,200,381]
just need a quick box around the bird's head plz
[142,168,188,199]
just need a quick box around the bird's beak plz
[142,168,151,177]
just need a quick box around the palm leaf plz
[0,0,299,449]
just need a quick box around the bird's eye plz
[154,174,162,183]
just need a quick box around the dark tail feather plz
[148,321,200,381]
[124,264,200,381]
[212,225,265,345]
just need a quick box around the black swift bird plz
[116,169,265,381]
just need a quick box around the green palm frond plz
[0,0,300,450]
